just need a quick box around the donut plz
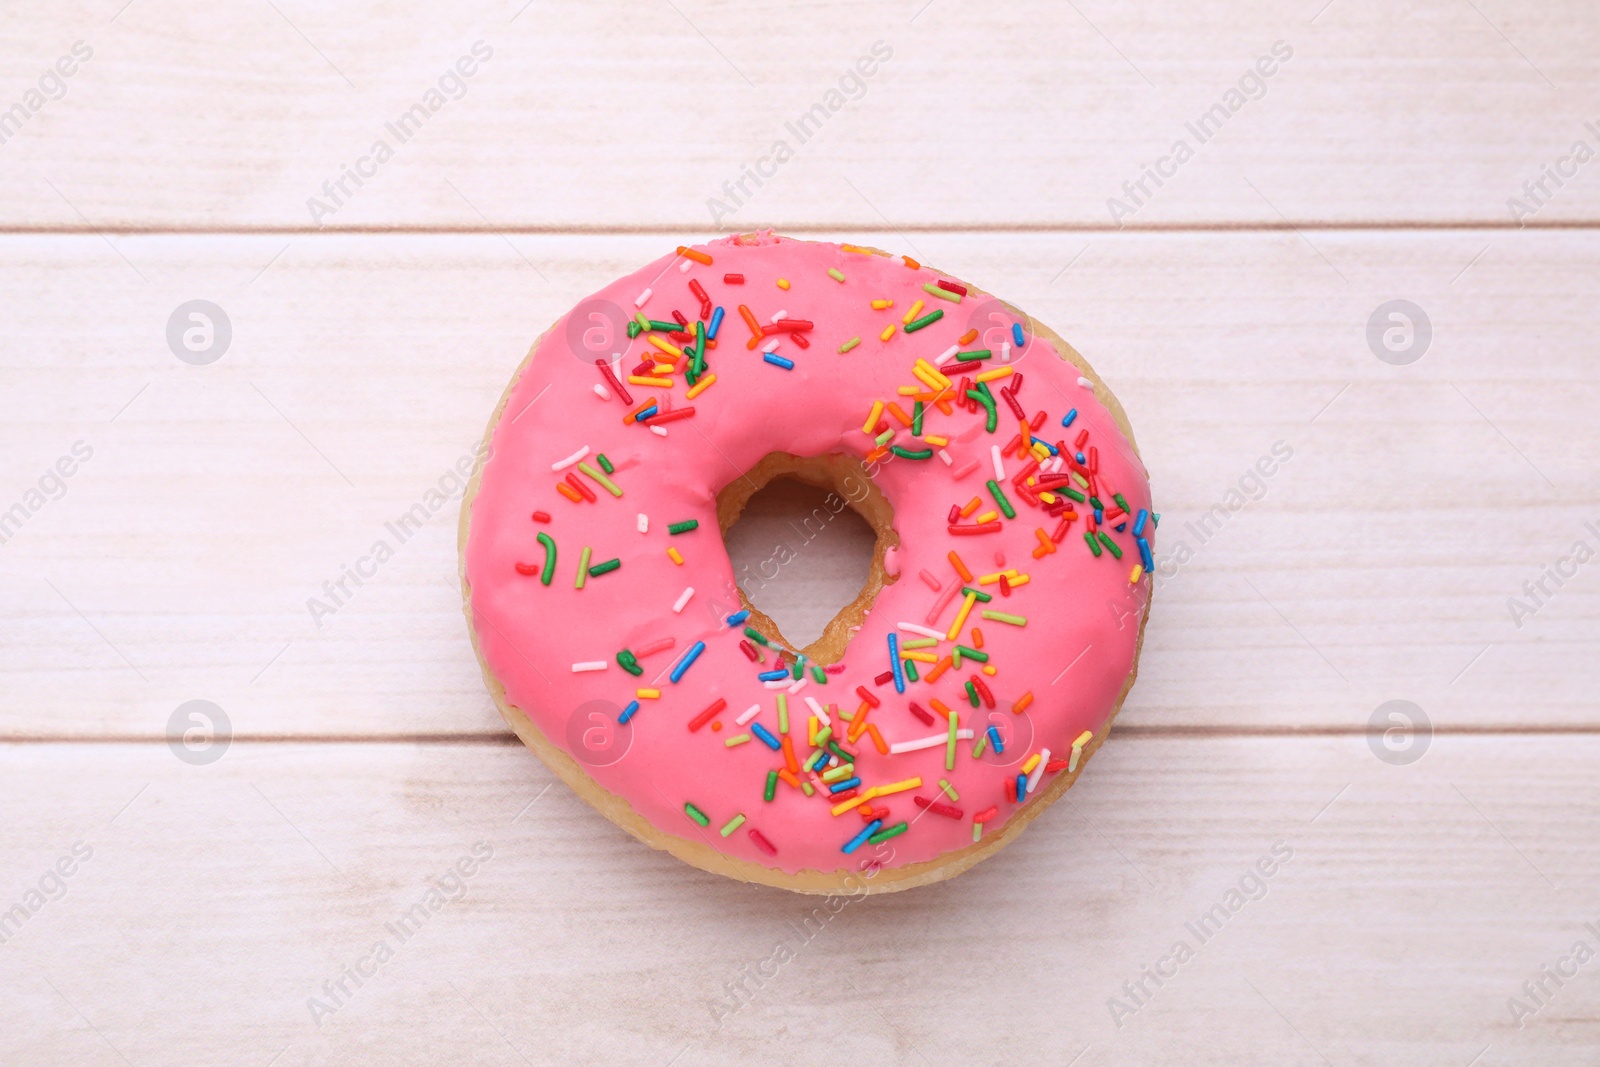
[459,232,1154,894]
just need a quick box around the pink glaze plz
[465,233,1152,876]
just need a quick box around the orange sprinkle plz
[885,402,913,427]
[623,399,655,425]
[710,720,722,731]
[970,627,984,649]
[667,546,684,565]
[778,768,801,788]
[948,551,973,581]
[866,723,889,755]
[556,482,582,502]
[960,496,982,518]
[929,698,952,718]
[925,655,953,682]
[676,246,713,265]
[1013,691,1034,714]
[781,736,800,773]
[958,328,979,346]
[902,255,920,269]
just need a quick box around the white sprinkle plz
[651,425,668,437]
[1078,376,1093,388]
[636,513,649,534]
[678,259,693,272]
[999,341,1011,363]
[804,696,830,726]
[771,310,788,322]
[990,444,1005,481]
[634,287,652,308]
[934,344,960,367]
[786,676,808,696]
[937,449,953,467]
[1027,747,1051,793]
[1048,455,1065,474]
[551,446,590,471]
[735,704,762,726]
[571,661,607,673]
[889,730,975,754]
[762,680,791,690]
[673,587,695,613]
[896,621,946,640]
[762,338,781,353]
[593,383,610,400]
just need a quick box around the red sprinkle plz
[913,796,965,819]
[565,472,596,502]
[973,806,999,823]
[949,522,1003,536]
[856,686,880,709]
[641,406,696,425]
[874,671,894,686]
[790,331,810,349]
[1046,758,1069,772]
[594,359,632,405]
[1001,389,1025,420]
[513,562,539,576]
[688,698,727,732]
[907,702,935,726]
[530,510,551,523]
[724,273,745,284]
[688,279,711,318]
[748,828,777,855]
[738,639,759,662]
[971,675,995,710]
[935,279,968,296]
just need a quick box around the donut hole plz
[717,453,898,664]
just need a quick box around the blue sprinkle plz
[763,353,795,370]
[725,609,750,626]
[842,820,882,854]
[707,306,725,340]
[1137,536,1153,571]
[987,724,1004,754]
[1016,773,1028,799]
[809,748,831,772]
[1114,522,1127,533]
[1061,408,1078,428]
[757,668,789,682]
[1075,452,1086,465]
[1029,436,1059,456]
[619,700,640,724]
[1094,508,1103,524]
[828,777,862,794]
[1011,322,1025,347]
[669,640,706,683]
[636,403,658,421]
[887,633,906,694]
[1133,509,1149,537]
[751,722,781,750]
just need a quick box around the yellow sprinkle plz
[832,789,876,816]
[880,324,897,342]
[827,268,846,283]
[666,547,684,565]
[628,375,673,388]
[896,384,921,395]
[863,400,885,434]
[637,688,661,699]
[975,365,1015,382]
[841,244,874,255]
[1039,491,1057,504]
[777,278,790,290]
[871,299,894,310]
[901,299,924,326]
[1130,564,1144,583]
[685,374,717,399]
[1074,730,1093,748]
[946,590,978,641]
[1022,753,1041,775]
[913,359,953,390]
[1031,442,1051,461]
[978,570,1022,584]
[1007,574,1032,588]
[903,651,939,664]
[874,777,922,797]
[646,335,682,358]
[924,434,949,446]
[900,637,939,649]
[982,664,997,676]
[809,717,818,745]
[725,734,751,747]
[975,510,998,525]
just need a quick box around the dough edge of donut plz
[457,236,1153,896]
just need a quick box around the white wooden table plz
[3,2,1598,1064]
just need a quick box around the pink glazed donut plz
[460,232,1154,894]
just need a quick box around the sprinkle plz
[723,273,744,285]
[570,661,606,672]
[868,822,908,844]
[684,803,709,826]
[887,633,906,693]
[724,733,751,747]
[676,245,712,265]
[757,669,789,682]
[890,445,933,460]
[628,374,673,388]
[945,710,959,770]
[764,353,795,369]
[633,288,652,308]
[574,546,592,588]
[637,688,661,699]
[720,814,746,837]
[827,268,846,282]
[685,374,718,399]
[1097,531,1123,558]
[672,587,694,613]
[880,324,897,342]
[923,282,962,302]
[904,309,944,332]
[751,722,781,750]
[842,820,882,854]
[981,610,1027,626]
[667,546,684,565]
[665,519,699,537]
[777,278,790,290]
[551,446,590,471]
[946,590,979,641]
[588,557,621,577]
[889,730,975,754]
[896,621,945,641]
[975,366,1014,383]
[577,462,622,497]
[839,336,861,353]
[748,828,777,855]
[901,300,925,326]
[636,513,649,533]
[863,400,885,434]
[669,641,706,683]
[986,479,1017,519]
[914,796,964,819]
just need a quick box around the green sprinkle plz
[981,610,1027,626]
[945,711,958,771]
[960,586,994,603]
[577,462,622,497]
[1114,493,1130,513]
[810,664,826,684]
[986,479,1016,519]
[799,779,814,797]
[616,649,643,676]
[876,429,895,446]
[668,519,699,535]
[827,268,846,282]
[951,647,962,669]
[596,453,614,474]
[536,531,557,586]
[965,387,998,432]
[903,657,919,682]
[719,814,746,837]
[575,546,592,588]
[973,821,983,843]
[923,281,962,302]
[1084,532,1103,557]
[1097,531,1123,559]
[839,336,861,354]
[777,694,788,733]
[1063,487,1087,504]
[765,770,779,801]
[890,445,933,460]
[911,400,924,436]
[868,821,909,844]
[626,320,642,338]
[821,763,855,783]
[954,644,989,663]
[725,733,750,747]
[901,637,939,650]
[684,803,709,827]
[955,349,992,362]
[939,778,959,802]
[588,557,621,577]
[827,740,851,764]
[647,319,679,332]
[744,626,769,646]
[965,680,979,707]
[904,308,944,332]
[1089,496,1105,511]
[814,726,833,749]
[972,734,989,759]
[791,656,804,680]
[634,311,650,332]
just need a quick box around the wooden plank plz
[4,2,1599,228]
[1,231,1595,737]
[0,736,1595,1064]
